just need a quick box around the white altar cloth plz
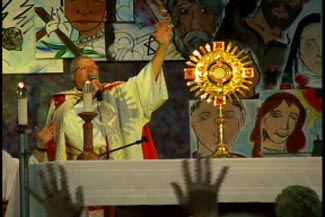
[5,157,322,217]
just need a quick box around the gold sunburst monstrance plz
[184,41,254,106]
[184,41,254,158]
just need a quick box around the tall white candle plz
[83,81,93,112]
[17,82,28,125]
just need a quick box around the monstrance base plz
[212,143,231,158]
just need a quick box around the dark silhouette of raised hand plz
[171,158,229,217]
[26,164,84,217]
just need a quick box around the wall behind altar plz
[2,0,322,158]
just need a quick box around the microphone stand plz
[99,137,147,157]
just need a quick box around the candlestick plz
[77,112,99,160]
[17,126,30,217]
[17,82,28,126]
[83,80,93,112]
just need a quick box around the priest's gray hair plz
[69,56,93,74]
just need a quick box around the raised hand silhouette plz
[171,158,229,217]
[26,164,85,217]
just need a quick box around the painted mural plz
[2,0,322,159]
[189,89,322,158]
[189,99,260,158]
[2,0,64,74]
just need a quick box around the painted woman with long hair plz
[250,92,307,157]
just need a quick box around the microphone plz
[88,73,103,101]
[99,136,148,157]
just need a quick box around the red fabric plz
[141,124,159,159]
[46,94,67,161]
[52,94,67,109]
[102,81,124,91]
[88,206,103,211]
[47,138,56,161]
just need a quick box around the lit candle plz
[17,82,28,125]
[83,80,93,112]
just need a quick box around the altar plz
[5,157,322,217]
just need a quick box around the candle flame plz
[18,81,25,89]
[83,80,93,93]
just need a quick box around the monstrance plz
[184,41,254,158]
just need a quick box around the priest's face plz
[71,57,100,90]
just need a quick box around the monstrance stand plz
[184,41,255,158]
[213,103,229,158]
